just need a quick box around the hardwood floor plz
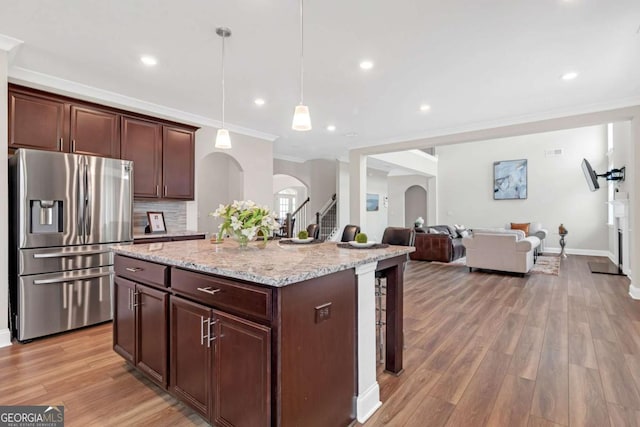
[1,255,639,426]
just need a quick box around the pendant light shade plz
[292,0,311,131]
[215,27,232,149]
[215,128,231,149]
[292,105,311,131]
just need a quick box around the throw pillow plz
[510,222,530,236]
[428,227,444,234]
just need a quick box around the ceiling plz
[1,0,639,161]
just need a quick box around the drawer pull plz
[125,267,143,273]
[197,287,221,295]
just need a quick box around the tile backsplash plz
[133,200,187,234]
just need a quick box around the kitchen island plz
[111,239,414,426]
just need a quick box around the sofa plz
[505,222,548,253]
[462,229,540,275]
[410,225,466,263]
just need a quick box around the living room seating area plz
[462,229,541,275]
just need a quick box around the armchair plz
[505,222,548,252]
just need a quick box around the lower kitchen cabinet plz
[113,276,169,388]
[169,295,271,426]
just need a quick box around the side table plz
[559,232,568,258]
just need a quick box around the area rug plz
[431,255,560,276]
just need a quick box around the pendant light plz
[292,0,311,131]
[215,27,232,149]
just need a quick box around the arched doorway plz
[404,185,427,227]
[273,174,308,234]
[198,152,244,235]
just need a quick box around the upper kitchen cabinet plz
[162,126,195,200]
[9,89,66,152]
[70,105,120,158]
[121,118,195,200]
[121,116,162,198]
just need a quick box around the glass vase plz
[234,233,250,249]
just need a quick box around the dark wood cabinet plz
[113,275,169,388]
[170,296,212,419]
[162,126,195,200]
[121,116,162,198]
[113,277,136,363]
[136,284,169,387]
[9,90,66,152]
[212,310,270,427]
[8,84,197,200]
[70,105,120,158]
[169,296,271,426]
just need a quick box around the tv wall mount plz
[598,167,625,182]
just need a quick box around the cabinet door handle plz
[156,185,160,197]
[58,138,63,151]
[125,267,143,272]
[197,287,221,295]
[71,139,76,152]
[207,319,218,347]
[127,288,132,311]
[132,290,139,308]
[164,185,168,197]
[200,316,211,346]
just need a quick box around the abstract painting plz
[493,159,527,200]
[366,193,379,211]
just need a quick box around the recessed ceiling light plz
[561,72,578,81]
[327,125,336,132]
[419,104,431,112]
[254,98,265,106]
[140,55,157,66]
[359,60,374,70]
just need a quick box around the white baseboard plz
[356,383,382,423]
[630,283,640,300]
[0,328,12,348]
[545,247,611,257]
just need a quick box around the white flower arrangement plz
[210,200,280,244]
[415,216,425,227]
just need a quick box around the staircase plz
[284,197,310,238]
[316,194,338,241]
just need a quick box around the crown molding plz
[8,66,279,142]
[273,153,307,163]
[0,34,23,52]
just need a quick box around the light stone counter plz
[111,239,414,287]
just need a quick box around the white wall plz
[187,127,273,231]
[273,174,307,194]
[0,50,10,347]
[365,169,389,242]
[436,125,609,253]
[337,161,350,233]
[387,175,430,227]
[197,153,244,236]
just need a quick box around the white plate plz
[291,237,314,243]
[348,241,376,248]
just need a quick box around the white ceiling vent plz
[545,148,564,157]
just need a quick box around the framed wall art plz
[493,159,528,200]
[366,193,379,211]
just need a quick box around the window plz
[275,188,297,220]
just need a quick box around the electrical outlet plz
[315,303,332,323]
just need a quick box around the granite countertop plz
[111,239,415,287]
[133,230,206,240]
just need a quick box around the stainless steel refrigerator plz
[9,149,133,342]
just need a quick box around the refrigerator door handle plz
[84,160,92,237]
[77,158,85,242]
[33,271,112,285]
[33,249,112,259]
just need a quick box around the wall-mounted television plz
[581,158,600,192]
